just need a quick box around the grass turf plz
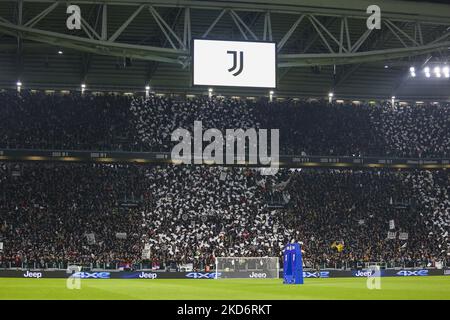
[1,277,450,300]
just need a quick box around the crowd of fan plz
[1,90,450,157]
[284,169,447,268]
[0,163,146,269]
[130,95,258,152]
[256,99,384,156]
[0,163,447,270]
[0,91,140,151]
[406,171,450,252]
[0,90,448,270]
[371,102,450,158]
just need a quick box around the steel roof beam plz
[108,4,145,42]
[201,8,226,38]
[229,10,258,41]
[308,15,334,54]
[0,0,449,68]
[0,20,186,64]
[149,6,186,50]
[385,20,420,46]
[277,14,305,52]
[351,28,373,53]
[310,15,349,53]
[101,4,107,40]
[263,11,272,41]
[279,40,450,67]
[383,20,408,48]
[3,0,450,25]
[24,1,59,28]
[183,7,191,49]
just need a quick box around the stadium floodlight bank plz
[215,257,279,279]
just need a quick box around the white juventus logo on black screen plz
[227,50,244,76]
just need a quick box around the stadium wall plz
[0,269,448,279]
[1,149,450,169]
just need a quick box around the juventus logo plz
[227,50,244,76]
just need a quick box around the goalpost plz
[215,257,280,279]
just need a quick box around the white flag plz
[389,220,395,230]
[115,232,127,239]
[85,233,96,244]
[387,231,396,239]
[399,232,409,240]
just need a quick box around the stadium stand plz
[1,91,450,157]
[0,162,447,270]
[0,91,138,151]
[0,91,449,271]
[1,0,450,303]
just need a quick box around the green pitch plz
[1,277,450,300]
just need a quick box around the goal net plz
[215,257,279,279]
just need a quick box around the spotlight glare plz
[409,67,415,72]
[434,67,441,77]
[424,67,430,73]
[443,66,449,78]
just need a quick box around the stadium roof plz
[0,0,449,99]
